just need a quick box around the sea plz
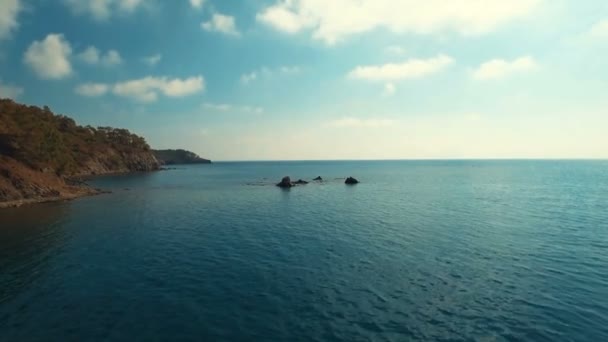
[1,160,607,341]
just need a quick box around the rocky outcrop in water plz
[276,177,311,187]
[277,176,293,188]
[345,177,359,185]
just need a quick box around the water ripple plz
[1,160,608,341]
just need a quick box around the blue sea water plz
[1,160,607,341]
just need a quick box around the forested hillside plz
[153,149,211,165]
[0,98,160,206]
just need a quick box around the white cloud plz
[24,33,73,80]
[103,50,122,66]
[78,46,100,64]
[325,117,395,128]
[383,83,396,97]
[257,3,308,34]
[203,103,264,114]
[78,46,123,67]
[63,0,148,20]
[75,83,109,97]
[0,79,23,99]
[190,0,204,9]
[0,0,21,40]
[588,19,608,38]
[472,56,537,80]
[64,0,113,20]
[120,0,145,11]
[112,76,205,102]
[240,66,301,84]
[202,13,240,36]
[143,53,162,66]
[257,0,541,44]
[348,54,453,82]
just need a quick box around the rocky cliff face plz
[0,99,160,206]
[72,150,160,176]
[1,150,159,206]
[0,156,99,207]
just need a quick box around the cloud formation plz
[24,34,73,80]
[75,83,109,97]
[240,66,301,84]
[472,56,537,80]
[257,0,540,44]
[348,55,453,82]
[189,0,204,9]
[203,103,264,113]
[112,76,205,102]
[78,46,123,67]
[64,0,148,20]
[75,76,205,102]
[0,0,21,40]
[143,53,162,66]
[202,14,240,36]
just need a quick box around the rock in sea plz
[313,176,323,181]
[277,176,293,188]
[294,179,309,185]
[345,177,359,185]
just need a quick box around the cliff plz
[0,98,160,207]
[153,149,211,165]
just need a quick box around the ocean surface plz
[1,160,607,341]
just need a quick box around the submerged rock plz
[313,176,323,181]
[277,176,293,188]
[294,179,309,185]
[345,177,359,185]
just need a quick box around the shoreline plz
[0,187,108,209]
[68,169,162,182]
[0,169,165,210]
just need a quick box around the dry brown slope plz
[0,98,160,207]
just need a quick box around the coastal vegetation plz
[0,99,159,177]
[0,98,169,206]
[153,149,211,165]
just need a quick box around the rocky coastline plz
[0,99,208,209]
[0,186,103,209]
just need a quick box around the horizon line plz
[207,158,608,163]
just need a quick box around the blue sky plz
[1,0,607,160]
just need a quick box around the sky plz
[0,0,607,161]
